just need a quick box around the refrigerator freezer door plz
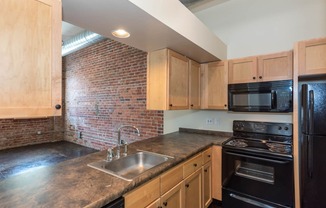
[302,83,326,136]
[302,135,326,208]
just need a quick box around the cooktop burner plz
[224,137,292,155]
[223,120,293,157]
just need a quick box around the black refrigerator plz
[300,82,326,208]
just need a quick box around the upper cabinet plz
[0,0,62,118]
[229,51,293,84]
[189,60,201,109]
[201,61,228,110]
[147,49,189,110]
[297,37,326,76]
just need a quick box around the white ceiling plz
[61,0,229,51]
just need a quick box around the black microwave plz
[228,80,293,112]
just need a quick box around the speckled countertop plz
[0,129,231,208]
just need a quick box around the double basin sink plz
[88,151,173,181]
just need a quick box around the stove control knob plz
[284,127,289,131]
[278,126,282,130]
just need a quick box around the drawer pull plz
[163,202,168,206]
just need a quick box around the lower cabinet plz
[203,161,212,208]
[185,169,202,208]
[124,147,214,208]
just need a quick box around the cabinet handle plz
[193,163,197,167]
[259,76,262,79]
[55,104,61,110]
[204,169,208,172]
[185,184,190,188]
[224,104,227,107]
[208,155,211,158]
[158,206,162,208]
[191,104,194,107]
[163,202,168,206]
[169,104,173,107]
[253,77,256,80]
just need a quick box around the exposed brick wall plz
[0,118,64,150]
[62,39,163,150]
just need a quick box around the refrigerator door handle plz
[309,90,314,134]
[302,84,309,134]
[307,135,314,178]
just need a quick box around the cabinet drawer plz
[183,154,203,178]
[124,177,160,208]
[202,148,212,164]
[161,164,183,194]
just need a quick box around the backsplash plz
[0,118,63,150]
[62,39,163,150]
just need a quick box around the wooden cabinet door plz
[202,162,212,208]
[228,57,257,84]
[168,50,189,110]
[0,0,62,118]
[189,60,201,109]
[161,182,185,208]
[185,169,202,208]
[124,178,160,208]
[297,37,326,76]
[258,51,293,81]
[146,198,161,208]
[211,146,222,200]
[201,61,228,109]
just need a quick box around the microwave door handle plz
[309,90,314,134]
[271,90,277,109]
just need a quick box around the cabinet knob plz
[193,163,197,167]
[158,206,163,208]
[163,202,168,206]
[185,184,190,188]
[224,104,227,107]
[169,104,173,107]
[55,104,61,110]
[253,77,256,80]
[208,155,211,158]
[204,169,208,172]
[191,104,194,107]
[259,76,262,79]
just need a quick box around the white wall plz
[164,0,326,134]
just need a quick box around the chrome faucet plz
[116,125,140,158]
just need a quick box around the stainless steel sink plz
[88,151,173,181]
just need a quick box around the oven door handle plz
[224,151,292,164]
[229,193,276,208]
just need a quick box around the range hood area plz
[62,0,227,63]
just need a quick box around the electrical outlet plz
[77,131,82,139]
[214,118,219,126]
[206,118,214,125]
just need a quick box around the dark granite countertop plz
[0,129,231,208]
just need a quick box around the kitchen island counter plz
[0,129,231,208]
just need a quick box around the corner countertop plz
[0,129,231,208]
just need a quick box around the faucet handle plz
[107,148,115,161]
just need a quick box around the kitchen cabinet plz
[297,37,326,76]
[185,169,202,208]
[201,61,228,110]
[228,57,257,84]
[160,182,185,208]
[189,60,201,109]
[212,146,222,201]
[147,48,189,110]
[202,148,212,208]
[229,51,293,84]
[0,0,62,118]
[125,148,213,208]
[124,177,160,208]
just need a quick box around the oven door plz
[222,148,294,207]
